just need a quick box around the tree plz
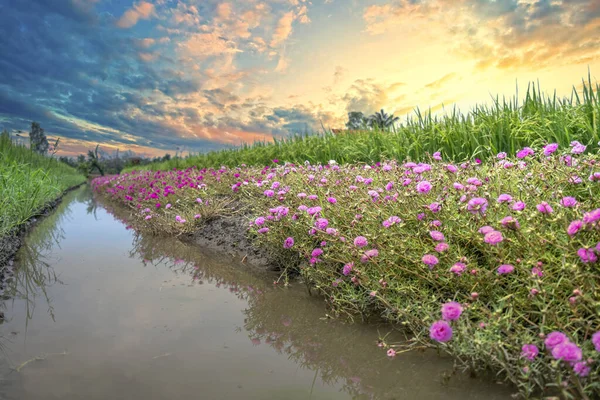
[29,122,50,155]
[87,144,104,176]
[368,109,399,130]
[345,112,370,130]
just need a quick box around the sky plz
[1,0,599,157]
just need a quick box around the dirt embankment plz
[0,183,86,291]
[187,213,282,270]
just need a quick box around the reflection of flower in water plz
[251,338,261,346]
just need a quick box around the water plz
[0,186,514,399]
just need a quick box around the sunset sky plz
[1,0,599,157]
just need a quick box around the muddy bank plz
[185,212,286,272]
[0,183,86,290]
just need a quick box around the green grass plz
[126,75,600,172]
[0,135,86,236]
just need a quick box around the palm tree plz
[368,109,399,130]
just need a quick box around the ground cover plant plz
[0,134,85,237]
[125,77,600,172]
[94,139,600,398]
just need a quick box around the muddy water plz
[0,186,513,400]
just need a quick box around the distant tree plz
[29,122,50,155]
[368,109,399,130]
[162,153,171,162]
[87,144,104,176]
[345,112,370,130]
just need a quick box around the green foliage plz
[0,134,86,236]
[125,75,600,173]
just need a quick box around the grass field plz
[0,134,86,237]
[126,76,600,172]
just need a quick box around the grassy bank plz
[94,140,600,398]
[0,134,86,237]
[125,76,600,172]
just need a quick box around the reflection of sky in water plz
[0,187,513,400]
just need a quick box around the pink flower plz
[521,344,539,361]
[441,301,463,321]
[592,331,600,352]
[478,226,495,235]
[433,151,442,160]
[512,201,526,211]
[416,180,432,193]
[497,194,513,203]
[387,348,396,357]
[516,147,534,159]
[497,152,507,159]
[255,217,266,226]
[467,197,488,215]
[589,172,600,182]
[429,231,445,241]
[311,248,323,258]
[536,201,553,214]
[571,141,586,154]
[544,331,568,350]
[422,254,439,268]
[327,197,337,204]
[484,230,503,245]
[552,342,582,363]
[560,196,578,207]
[435,242,449,252]
[543,143,558,156]
[315,218,329,230]
[577,247,598,263]
[449,262,466,275]
[500,216,520,230]
[257,227,269,234]
[567,220,583,236]
[429,202,441,213]
[194,214,201,219]
[497,264,514,275]
[264,189,275,197]
[175,215,187,223]
[574,362,591,377]
[360,249,379,263]
[283,237,294,249]
[429,320,453,342]
[342,262,354,276]
[446,164,457,173]
[166,203,172,209]
[583,208,600,224]
[354,236,368,248]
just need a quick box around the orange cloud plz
[116,1,155,29]
[271,11,295,47]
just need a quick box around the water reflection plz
[0,187,512,400]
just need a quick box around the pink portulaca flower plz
[552,341,582,363]
[536,201,553,214]
[435,243,449,253]
[354,236,368,248]
[521,344,539,361]
[592,331,600,352]
[422,254,439,269]
[497,264,514,275]
[467,197,488,215]
[429,320,453,342]
[544,331,568,350]
[484,230,503,245]
[543,143,558,156]
[449,262,466,275]
[560,196,578,208]
[516,147,534,159]
[570,141,586,154]
[497,193,513,203]
[567,220,583,236]
[500,216,520,230]
[283,237,294,249]
[314,218,329,230]
[342,262,354,276]
[361,249,379,263]
[441,302,463,321]
[416,181,432,194]
[512,201,526,211]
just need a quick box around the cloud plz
[362,0,600,70]
[271,11,295,47]
[424,73,459,90]
[116,1,155,29]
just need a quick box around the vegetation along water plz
[93,77,600,399]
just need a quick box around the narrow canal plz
[0,186,514,399]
